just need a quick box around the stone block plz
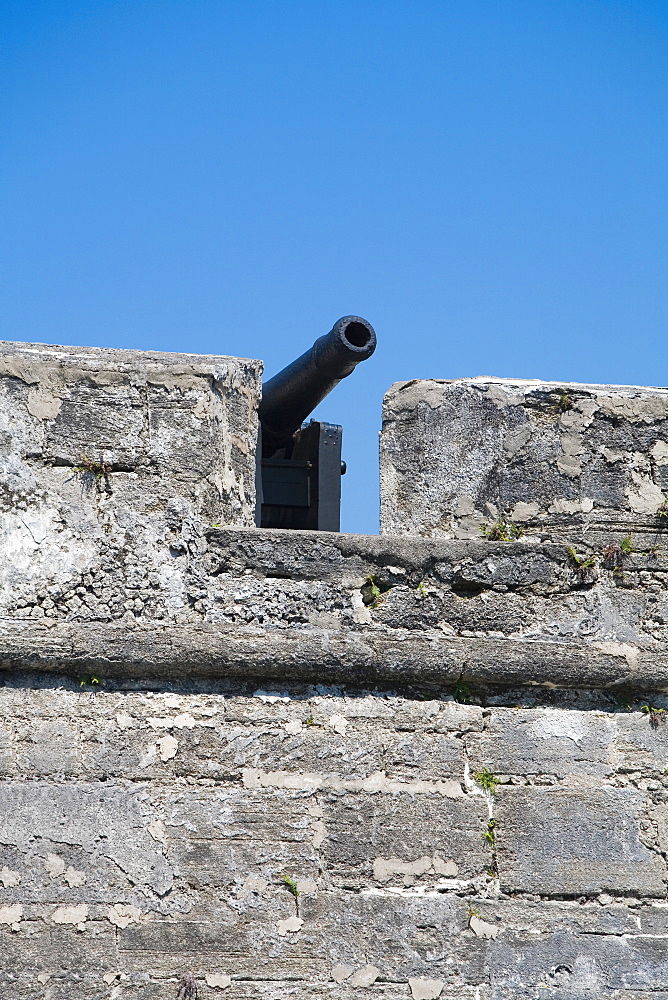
[610,713,668,773]
[0,339,261,621]
[321,791,488,888]
[496,787,666,896]
[473,707,615,778]
[163,788,320,892]
[380,377,668,540]
[0,782,173,901]
[488,929,668,997]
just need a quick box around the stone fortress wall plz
[1,340,668,999]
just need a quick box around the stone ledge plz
[1,619,666,692]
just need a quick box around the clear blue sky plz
[1,1,666,533]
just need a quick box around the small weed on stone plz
[452,679,472,704]
[481,520,522,542]
[567,547,598,584]
[280,874,300,914]
[641,705,667,730]
[483,819,497,847]
[361,575,392,607]
[621,534,634,556]
[73,454,113,494]
[473,768,499,794]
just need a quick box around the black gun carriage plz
[257,315,376,531]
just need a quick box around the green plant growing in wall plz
[79,675,104,688]
[481,520,522,542]
[567,547,596,570]
[452,679,472,704]
[657,497,668,519]
[280,873,301,913]
[567,547,598,584]
[361,575,392,608]
[73,453,113,496]
[483,819,497,847]
[556,393,573,413]
[74,454,112,481]
[641,705,667,730]
[417,581,428,598]
[473,768,499,795]
[466,904,481,922]
[281,874,300,897]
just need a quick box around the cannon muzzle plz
[259,315,376,457]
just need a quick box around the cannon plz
[258,316,377,531]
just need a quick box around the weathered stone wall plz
[1,350,668,999]
[2,671,668,1000]
[380,377,668,541]
[0,340,261,624]
[2,527,668,998]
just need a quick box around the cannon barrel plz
[259,315,376,456]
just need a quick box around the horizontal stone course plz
[0,525,666,694]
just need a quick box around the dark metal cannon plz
[257,316,377,531]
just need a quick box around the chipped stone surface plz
[332,964,355,983]
[409,978,445,999]
[0,339,261,628]
[276,915,303,935]
[107,904,142,929]
[380,377,668,540]
[157,734,179,761]
[206,972,232,988]
[373,856,458,883]
[348,965,380,987]
[0,867,20,887]
[0,904,22,927]
[469,915,499,939]
[52,903,88,926]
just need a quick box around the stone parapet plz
[380,377,668,540]
[0,340,262,620]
